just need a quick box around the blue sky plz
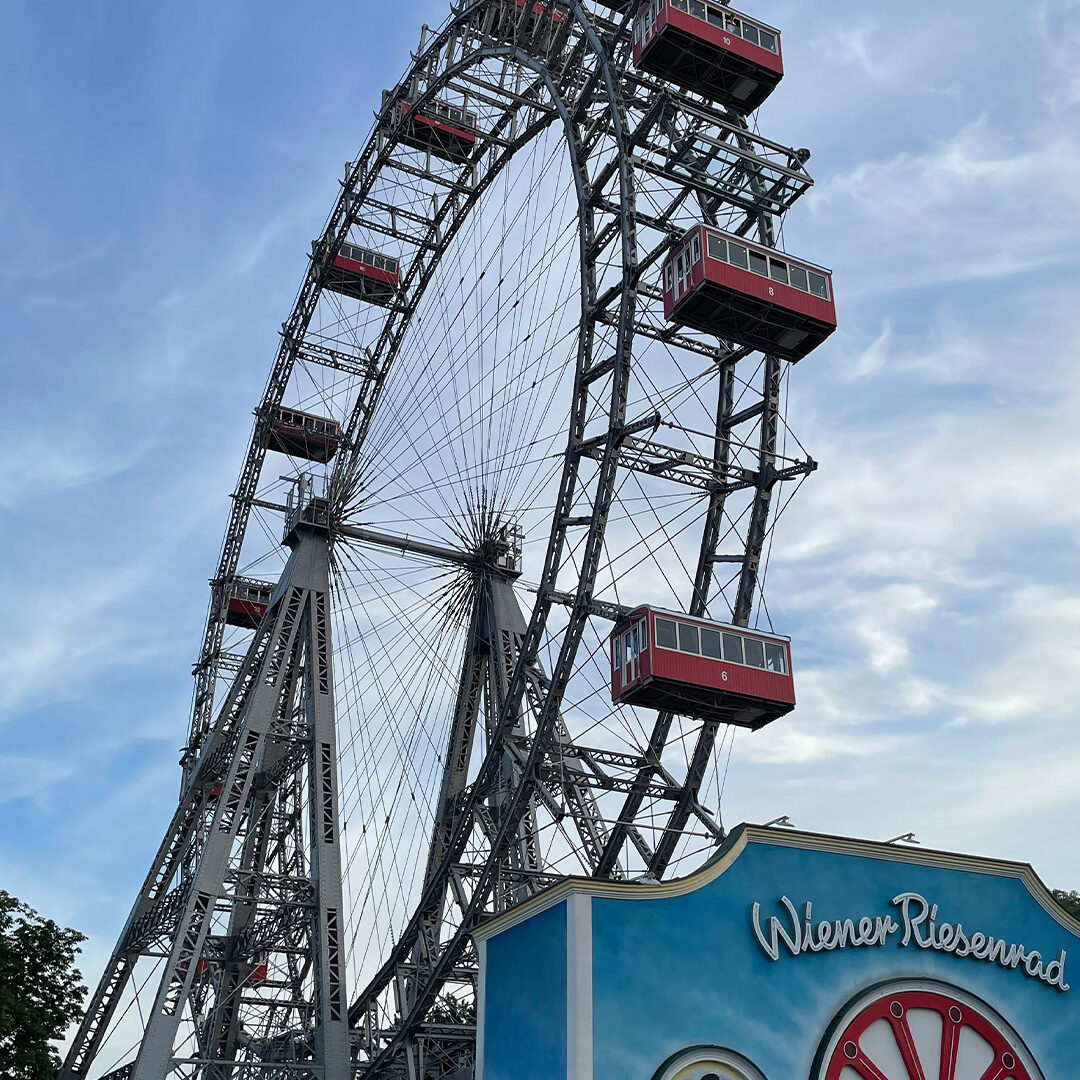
[2,0,1079,1015]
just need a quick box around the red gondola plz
[662,225,836,362]
[633,0,783,114]
[611,606,794,730]
[319,240,400,306]
[222,578,275,629]
[389,93,478,163]
[246,957,269,983]
[493,0,568,36]
[262,405,341,463]
[209,780,252,799]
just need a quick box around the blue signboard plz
[474,826,1080,1080]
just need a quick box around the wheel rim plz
[818,984,1043,1080]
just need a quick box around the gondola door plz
[625,624,639,687]
[623,616,647,688]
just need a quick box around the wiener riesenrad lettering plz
[751,892,1069,992]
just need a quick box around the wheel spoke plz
[887,1008,929,1080]
[847,1048,893,1080]
[940,1006,963,1080]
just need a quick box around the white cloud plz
[0,755,75,807]
[0,563,162,716]
[804,11,967,95]
[1032,2,1080,114]
[809,118,1080,294]
[819,19,881,81]
[957,585,1080,725]
[846,319,891,380]
[781,307,1080,585]
[843,584,939,675]
[742,669,907,767]
[0,431,147,511]
[0,238,114,286]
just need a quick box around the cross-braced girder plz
[62,525,350,1080]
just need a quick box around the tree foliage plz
[1053,888,1080,922]
[0,890,87,1080]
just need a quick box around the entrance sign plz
[473,826,1080,1080]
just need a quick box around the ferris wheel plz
[62,2,834,1078]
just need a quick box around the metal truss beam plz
[61,525,350,1080]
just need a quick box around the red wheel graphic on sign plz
[819,985,1041,1080]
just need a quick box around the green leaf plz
[0,889,87,1080]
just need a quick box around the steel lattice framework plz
[63,1,822,1078]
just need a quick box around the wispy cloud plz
[0,238,115,285]
[809,118,1080,294]
[814,18,880,81]
[0,562,164,716]
[0,432,148,510]
[1032,1,1080,114]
